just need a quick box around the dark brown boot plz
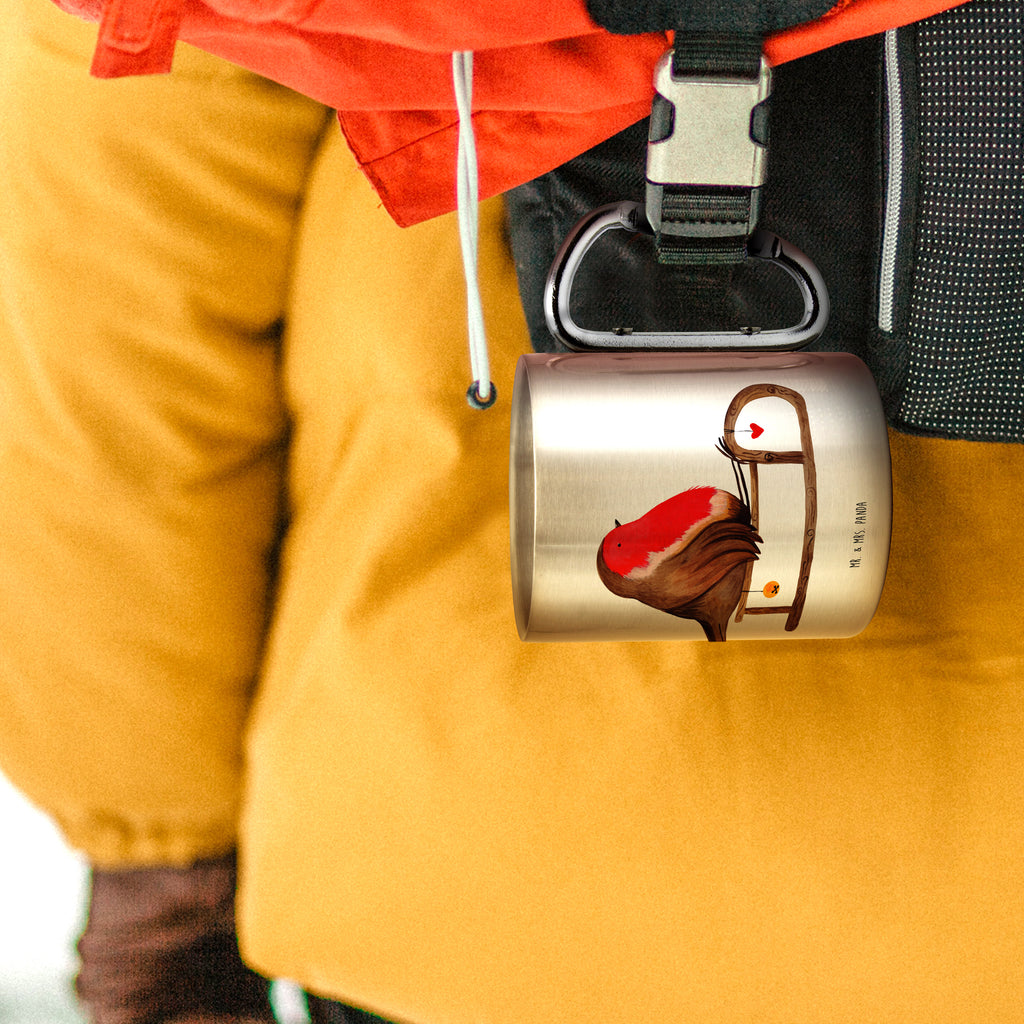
[75,851,275,1024]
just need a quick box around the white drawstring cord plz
[452,51,496,409]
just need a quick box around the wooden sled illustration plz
[721,384,817,632]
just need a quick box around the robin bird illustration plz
[597,445,762,642]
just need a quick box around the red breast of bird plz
[596,485,762,639]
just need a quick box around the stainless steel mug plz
[510,351,891,642]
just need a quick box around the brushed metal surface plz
[510,351,891,642]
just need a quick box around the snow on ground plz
[0,771,87,1024]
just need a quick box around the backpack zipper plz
[878,27,903,335]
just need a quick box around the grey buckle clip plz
[543,201,829,352]
[646,48,772,239]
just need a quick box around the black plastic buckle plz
[647,45,772,264]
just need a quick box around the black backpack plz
[506,0,1024,444]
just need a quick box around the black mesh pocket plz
[892,0,1024,442]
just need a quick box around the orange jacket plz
[57,0,973,225]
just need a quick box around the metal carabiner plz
[543,201,829,352]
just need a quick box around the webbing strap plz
[656,203,751,265]
[671,32,762,78]
[581,0,836,36]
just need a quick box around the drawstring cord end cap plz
[466,380,497,410]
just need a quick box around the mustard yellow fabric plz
[3,3,1024,1023]
[239,91,1024,1024]
[237,150,1024,1021]
[0,0,333,864]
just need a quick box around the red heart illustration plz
[749,423,764,440]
